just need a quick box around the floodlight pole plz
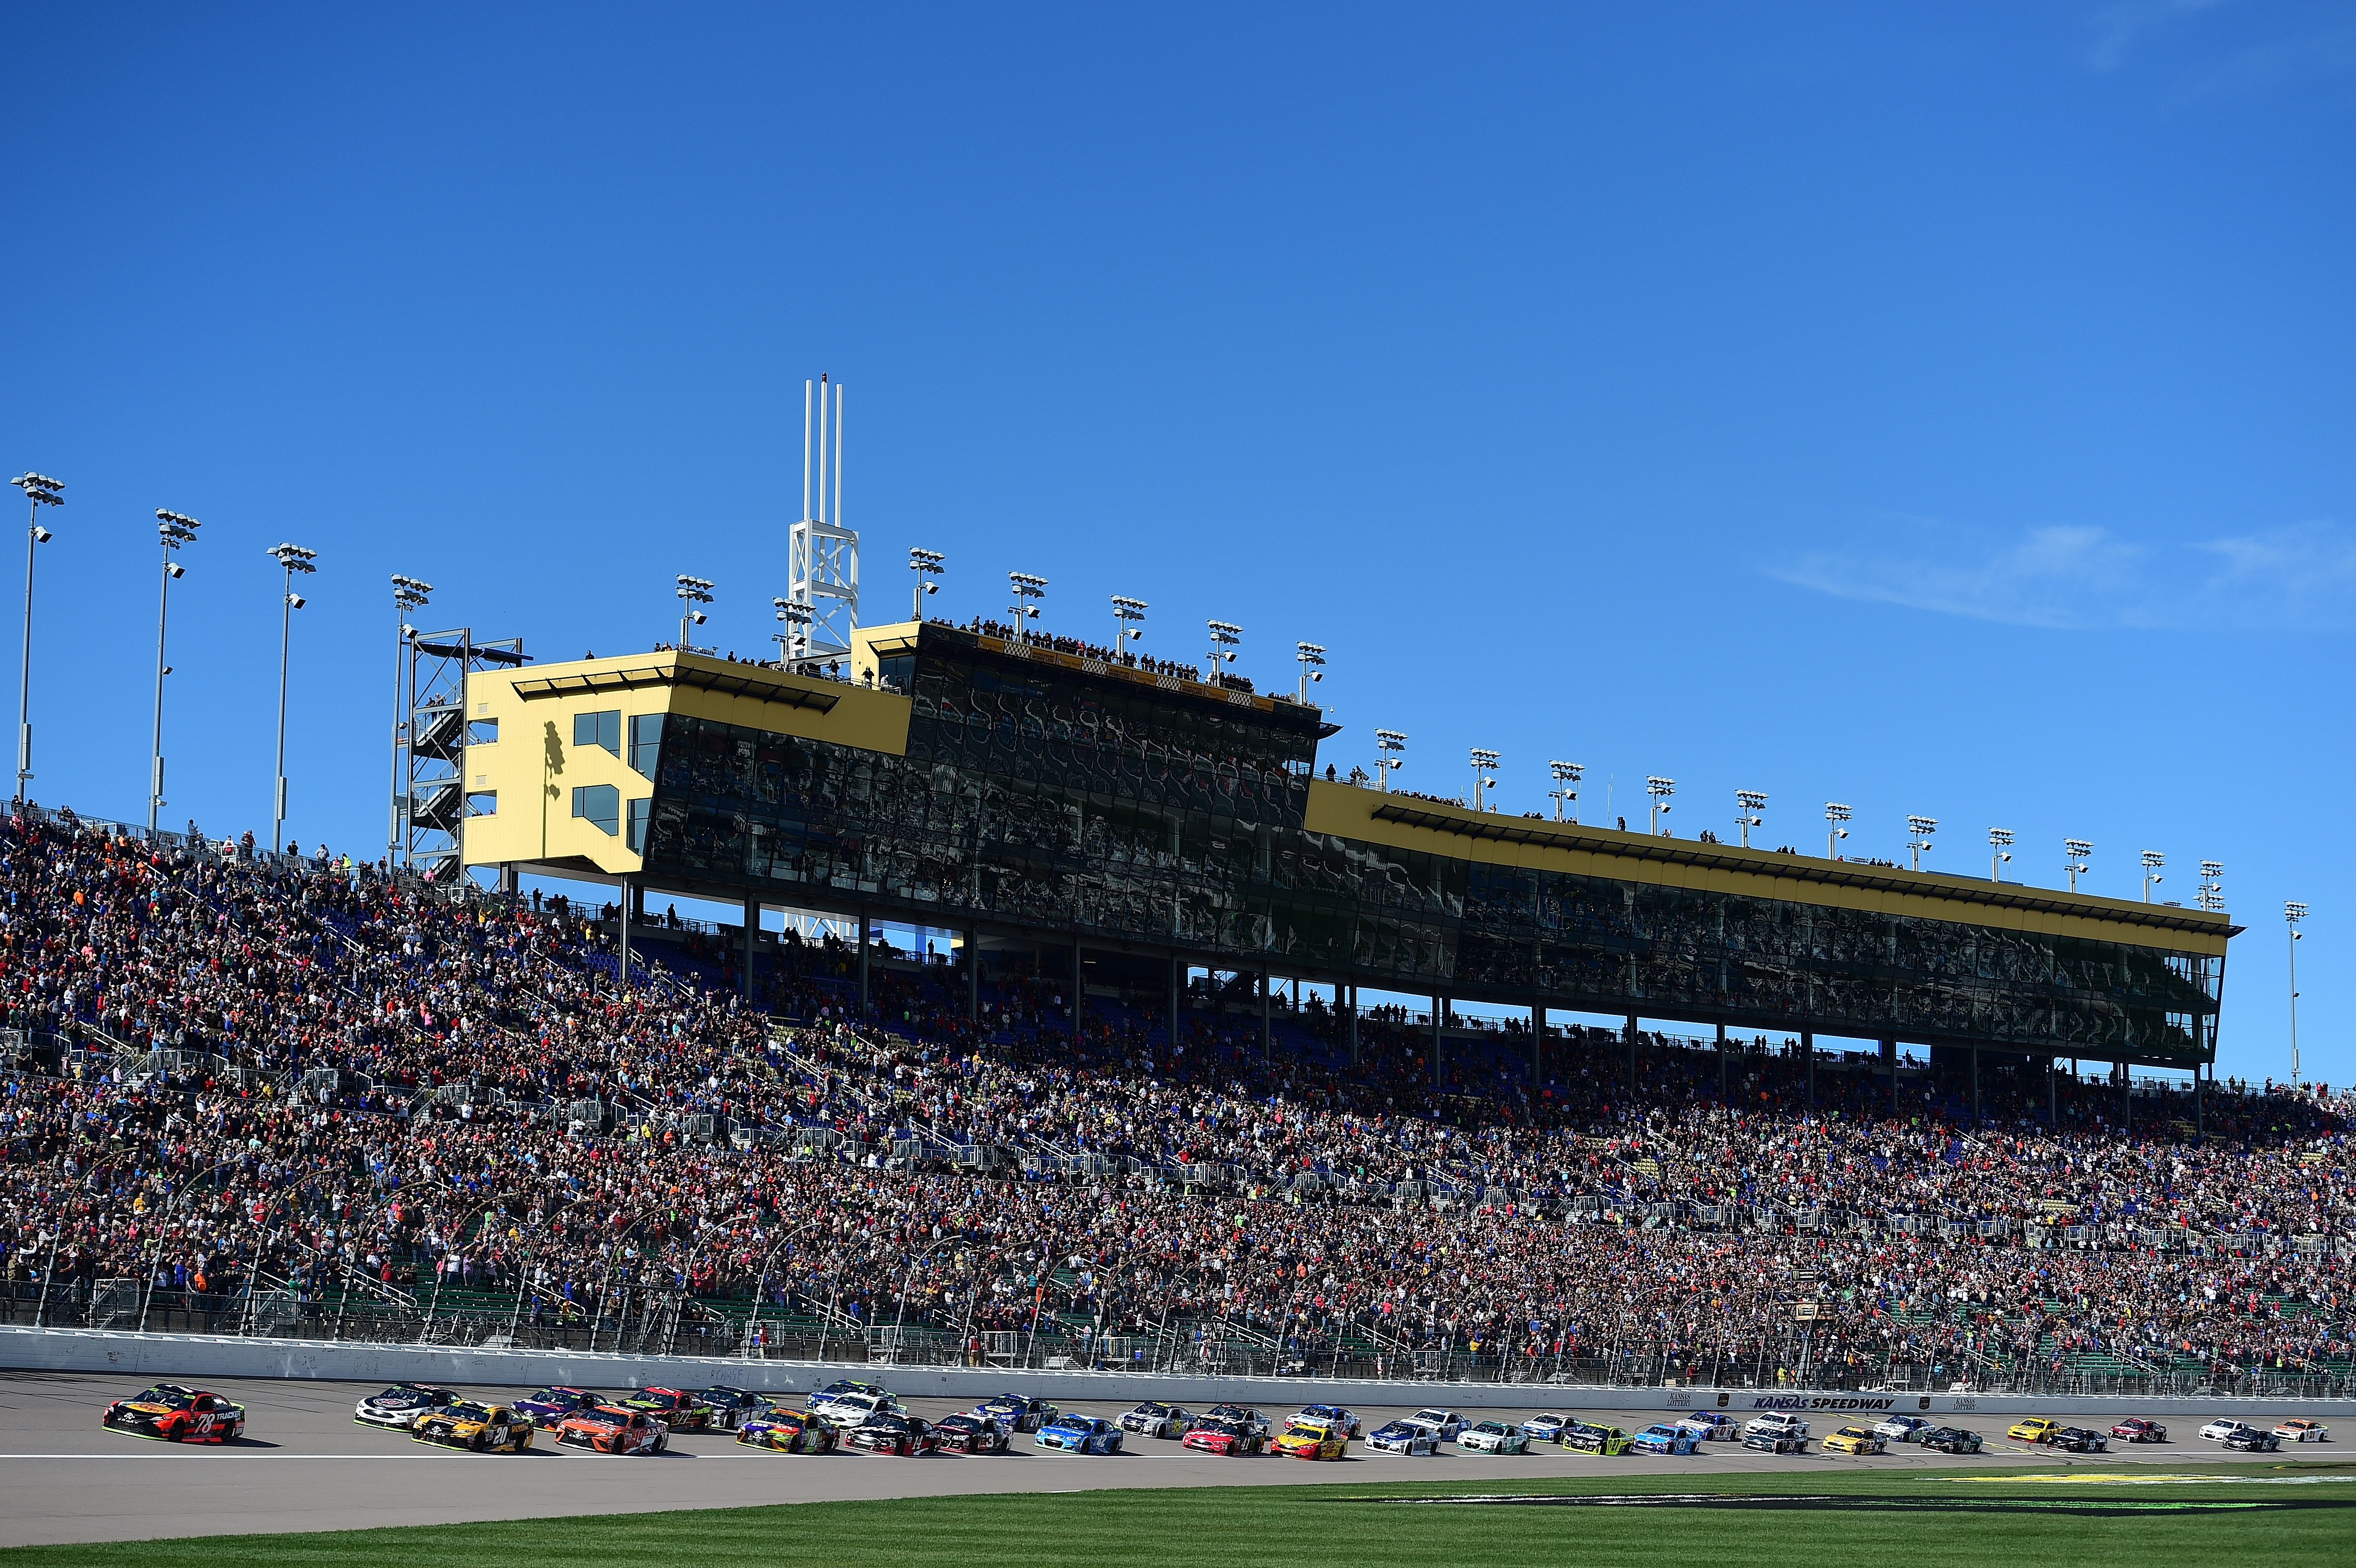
[2286,902,2305,1086]
[10,475,60,812]
[149,512,200,838]
[269,544,316,852]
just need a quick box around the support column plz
[1625,1013,1638,1099]
[1532,1002,1545,1087]
[966,930,980,1022]
[1260,971,1272,1063]
[1433,994,1446,1087]
[498,862,518,895]
[1073,939,1085,1040]
[856,906,869,1016]
[1969,1046,1980,1126]
[2193,1062,2203,1138]
[1881,1038,1898,1116]
[617,877,632,991]
[2120,1060,2131,1134]
[2046,1056,2057,1128]
[742,890,759,999]
[1168,953,1182,1058]
[1802,1028,1815,1108]
[1717,1020,1728,1102]
[1347,983,1359,1067]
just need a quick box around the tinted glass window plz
[572,783,620,835]
[573,709,621,756]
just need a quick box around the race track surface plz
[0,1370,2336,1547]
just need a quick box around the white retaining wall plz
[5,1328,2348,1420]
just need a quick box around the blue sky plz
[2,4,2348,1082]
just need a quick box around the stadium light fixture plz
[1007,572,1048,643]
[1374,729,1407,792]
[1205,620,1242,681]
[2286,900,2306,1085]
[1294,641,1326,704]
[1824,802,1851,861]
[149,511,202,838]
[9,473,62,811]
[1906,815,1937,872]
[1988,827,2014,883]
[388,575,433,861]
[773,596,813,665]
[1734,789,1768,849]
[1645,776,1675,836]
[908,548,945,620]
[1469,748,1500,812]
[1548,760,1583,823]
[2196,859,2224,913]
[267,544,318,853]
[674,575,715,653]
[2063,838,2093,893]
[2140,849,2165,904]
[1112,595,1147,654]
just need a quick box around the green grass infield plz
[6,1461,2352,1567]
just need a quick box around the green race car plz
[1562,1421,1632,1455]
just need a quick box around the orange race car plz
[102,1384,247,1444]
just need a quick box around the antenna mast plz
[787,373,859,664]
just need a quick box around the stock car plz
[972,1394,1059,1433]
[809,1378,891,1406]
[735,1407,837,1454]
[354,1383,458,1431]
[101,1385,246,1444]
[1298,1404,1365,1439]
[2222,1425,2283,1452]
[1519,1413,1574,1443]
[813,1391,898,1428]
[2198,1417,2245,1441]
[1629,1423,1700,1456]
[554,1405,669,1454]
[2111,1418,2168,1444]
[1744,1413,1810,1443]
[2051,1426,2110,1453]
[513,1387,604,1429]
[697,1387,771,1431]
[1873,1415,1934,1444]
[1119,1401,1197,1439]
[1183,1418,1267,1456]
[1822,1425,1887,1456]
[411,1400,533,1453]
[1563,1422,1633,1456]
[1400,1407,1462,1441]
[1678,1411,1738,1442]
[1035,1413,1123,1454]
[2009,1417,2064,1444]
[932,1413,1012,1455]
[1743,1425,1808,1455]
[846,1414,940,1456]
[2276,1419,2331,1444]
[1272,1418,1349,1460]
[1364,1419,1441,1456]
[1920,1426,1983,1454]
[619,1388,715,1432]
[1458,1420,1531,1455]
[1204,1404,1273,1442]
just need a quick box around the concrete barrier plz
[4,1328,2347,1420]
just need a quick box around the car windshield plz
[134,1388,195,1409]
[939,1416,978,1430]
[525,1390,570,1405]
[442,1403,493,1421]
[1411,1410,1447,1423]
[1473,1423,1507,1435]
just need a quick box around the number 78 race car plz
[102,1385,246,1444]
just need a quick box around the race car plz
[354,1383,458,1431]
[1364,1420,1440,1456]
[932,1413,1011,1455]
[1458,1420,1531,1454]
[1563,1422,1632,1455]
[411,1400,533,1453]
[1629,1423,1699,1456]
[2008,1417,2063,1444]
[971,1394,1058,1433]
[2198,1417,2245,1441]
[554,1405,669,1454]
[1272,1418,1348,1460]
[618,1387,715,1432]
[812,1391,898,1428]
[513,1387,604,1429]
[1743,1426,1807,1454]
[735,1407,837,1454]
[1677,1411,1738,1442]
[1518,1412,1574,1443]
[1296,1404,1364,1439]
[1183,1418,1266,1456]
[1920,1426,1983,1455]
[696,1386,772,1431]
[1873,1415,1934,1444]
[2275,1419,2331,1444]
[2050,1426,2109,1453]
[1401,1407,1463,1441]
[1034,1413,1123,1454]
[1744,1413,1810,1443]
[1119,1401,1197,1439]
[808,1377,891,1406]
[2222,1425,2282,1452]
[1822,1425,1886,1456]
[101,1384,246,1444]
[2110,1418,2167,1444]
[845,1414,939,1456]
[1203,1404,1273,1441]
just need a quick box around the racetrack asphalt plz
[0,1370,2338,1548]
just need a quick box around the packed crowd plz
[0,804,2347,1386]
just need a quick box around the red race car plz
[554,1405,669,1454]
[2110,1418,2168,1443]
[102,1384,247,1444]
[1182,1418,1265,1456]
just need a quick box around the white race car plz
[1405,1407,1468,1441]
[1678,1411,1738,1441]
[811,1391,899,1427]
[353,1383,458,1431]
[1118,1401,1197,1439]
[1457,1420,1531,1454]
[1365,1419,1441,1456]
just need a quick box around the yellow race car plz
[1821,1425,1886,1456]
[411,1400,534,1452]
[1271,1419,1348,1460]
[2007,1418,2061,1444]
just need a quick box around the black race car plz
[2221,1426,2282,1452]
[695,1386,773,1432]
[1920,1426,1983,1454]
[2049,1426,2109,1453]
[931,1412,1011,1454]
[846,1414,940,1456]
[1742,1427,1807,1454]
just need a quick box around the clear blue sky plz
[2,4,2348,1083]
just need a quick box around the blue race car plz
[1677,1411,1738,1442]
[972,1394,1059,1433]
[1034,1413,1123,1454]
[1519,1412,1574,1443]
[511,1386,603,1429]
[1629,1422,1700,1455]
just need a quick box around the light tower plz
[1988,828,2014,883]
[1824,802,1851,860]
[1374,729,1407,791]
[267,543,318,852]
[1111,595,1147,654]
[786,374,858,663]
[1734,789,1767,849]
[2063,838,2093,893]
[772,598,813,665]
[1646,776,1675,836]
[388,576,432,860]
[1294,642,1326,703]
[2196,860,2224,912]
[674,575,714,653]
[9,473,61,811]
[2140,849,2166,904]
[1548,760,1583,822]
[909,548,944,620]
[1006,574,1048,642]
[2285,900,2306,1085]
[1204,620,1241,681]
[1906,815,1938,872]
[150,510,201,836]
[1469,749,1500,811]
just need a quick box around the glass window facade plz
[571,783,620,836]
[636,632,2221,1064]
[573,709,621,757]
[628,713,663,776]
